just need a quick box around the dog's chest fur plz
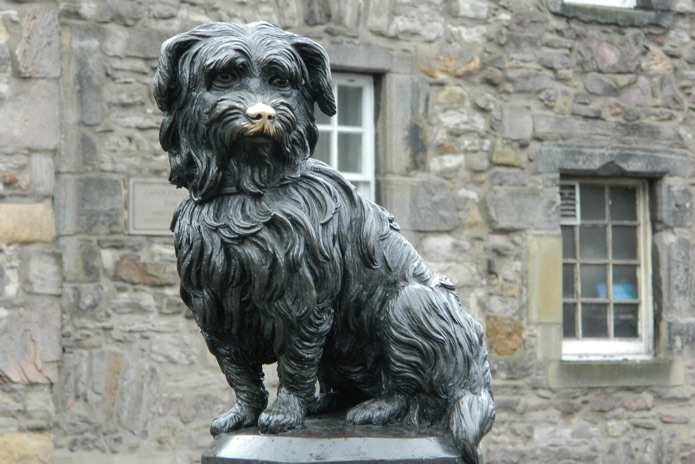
[171,162,410,356]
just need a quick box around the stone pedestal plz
[202,415,464,463]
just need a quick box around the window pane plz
[613,265,638,300]
[612,226,638,260]
[338,86,363,126]
[582,304,609,338]
[562,226,576,259]
[563,264,575,298]
[315,108,332,125]
[579,225,607,259]
[580,184,605,221]
[610,186,637,221]
[563,303,577,338]
[338,133,362,172]
[614,304,639,338]
[581,264,607,299]
[314,132,331,165]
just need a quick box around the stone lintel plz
[547,0,672,27]
[536,144,690,177]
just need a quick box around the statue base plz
[202,414,465,463]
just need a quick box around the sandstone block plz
[487,187,558,231]
[60,237,101,282]
[486,316,524,356]
[0,432,53,464]
[24,246,62,296]
[0,202,56,245]
[55,176,124,235]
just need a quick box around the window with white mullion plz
[314,73,375,201]
[560,178,652,360]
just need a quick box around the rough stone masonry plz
[0,1,694,463]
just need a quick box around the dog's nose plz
[246,103,276,123]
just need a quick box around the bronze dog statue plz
[153,22,494,463]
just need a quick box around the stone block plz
[487,187,559,231]
[60,237,101,282]
[527,234,562,324]
[23,246,62,296]
[379,176,459,232]
[584,73,619,96]
[95,1,145,26]
[0,202,56,245]
[0,298,61,383]
[325,43,411,74]
[450,0,488,19]
[15,6,60,78]
[486,316,524,355]
[55,176,124,235]
[653,232,693,317]
[113,254,178,287]
[491,140,526,168]
[0,80,60,152]
[377,74,429,175]
[63,284,104,318]
[0,431,53,464]
[655,183,693,228]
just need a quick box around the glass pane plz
[563,264,575,298]
[338,133,362,172]
[581,304,609,338]
[580,184,605,221]
[581,265,607,299]
[614,304,639,338]
[338,86,363,126]
[610,186,637,221]
[315,107,332,125]
[579,225,607,260]
[313,131,331,165]
[612,226,638,260]
[613,265,638,300]
[563,303,577,338]
[562,226,576,259]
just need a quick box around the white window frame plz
[316,73,375,202]
[564,0,636,8]
[560,178,653,361]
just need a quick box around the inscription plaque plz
[128,178,188,235]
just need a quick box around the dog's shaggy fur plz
[154,22,494,463]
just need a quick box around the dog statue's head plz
[153,22,337,201]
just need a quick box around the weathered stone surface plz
[0,202,56,245]
[0,298,61,383]
[24,246,62,296]
[0,431,53,464]
[575,31,644,74]
[655,183,693,228]
[0,80,60,152]
[16,6,60,78]
[60,238,101,282]
[584,73,619,96]
[654,232,693,317]
[487,187,558,231]
[491,140,526,168]
[55,176,124,235]
[501,105,532,141]
[113,254,177,287]
[380,176,459,232]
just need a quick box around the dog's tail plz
[448,387,495,464]
[447,317,495,464]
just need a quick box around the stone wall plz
[0,0,694,463]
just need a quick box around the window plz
[314,73,375,201]
[563,0,636,7]
[560,179,652,360]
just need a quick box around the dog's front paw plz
[258,387,306,434]
[346,394,407,425]
[210,402,260,436]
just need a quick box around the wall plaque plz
[128,178,188,235]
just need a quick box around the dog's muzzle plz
[246,103,276,136]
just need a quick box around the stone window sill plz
[547,358,684,388]
[547,0,672,27]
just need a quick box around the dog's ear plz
[290,37,337,117]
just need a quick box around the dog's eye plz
[213,72,237,86]
[269,75,291,88]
